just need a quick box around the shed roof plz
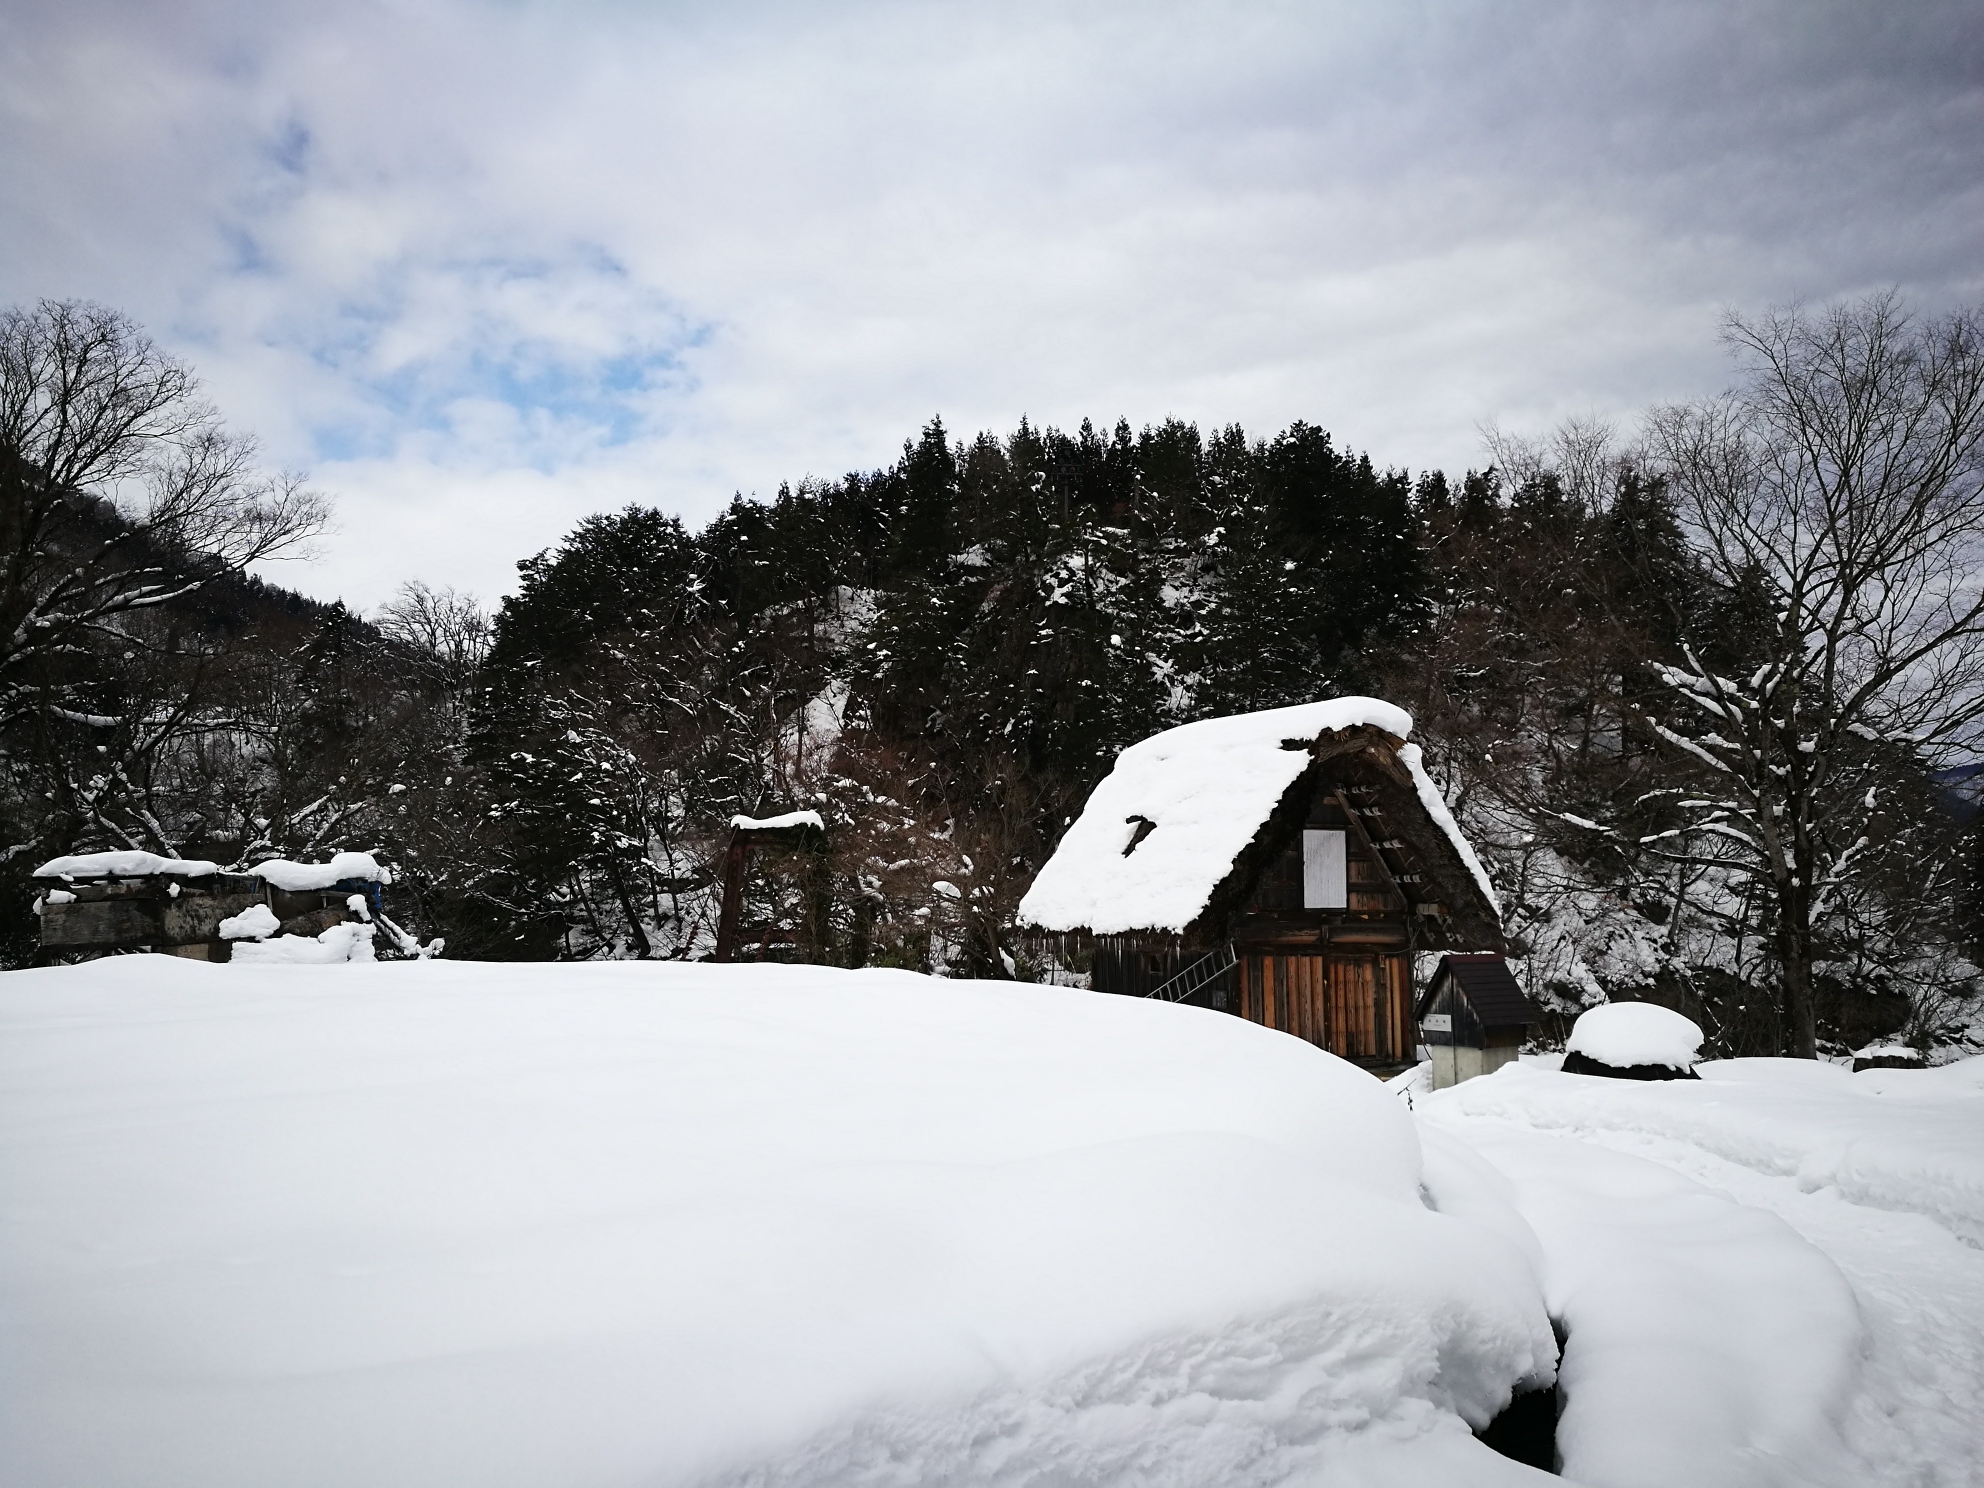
[1419,954,1541,1029]
[1016,697,1500,939]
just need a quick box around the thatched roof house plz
[1018,698,1502,1068]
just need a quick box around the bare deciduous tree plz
[1482,414,1623,513]
[1640,292,1984,1056]
[374,580,491,689]
[0,299,330,726]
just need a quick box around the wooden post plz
[713,833,748,962]
[802,834,832,964]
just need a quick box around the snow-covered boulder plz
[0,958,1558,1487]
[1851,1042,1922,1072]
[1563,1001,1703,1080]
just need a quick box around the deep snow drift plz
[0,958,1557,1488]
[1436,1055,1984,1250]
[10,959,1979,1487]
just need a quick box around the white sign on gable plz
[1301,829,1347,909]
[1422,1013,1453,1033]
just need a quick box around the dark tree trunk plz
[606,857,651,958]
[1776,886,1817,1058]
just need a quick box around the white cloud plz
[4,0,1979,609]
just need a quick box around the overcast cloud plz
[3,0,1979,609]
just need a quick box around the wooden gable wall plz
[1240,788,1405,922]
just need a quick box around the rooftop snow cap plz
[1016,697,1497,936]
[1564,1002,1704,1080]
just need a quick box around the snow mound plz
[1018,697,1415,934]
[33,850,219,879]
[1566,1002,1702,1071]
[730,809,825,831]
[0,958,1557,1487]
[217,903,280,940]
[230,922,376,964]
[249,851,391,891]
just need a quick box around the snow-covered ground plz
[2,958,1555,1488]
[3,958,1979,1487]
[1419,1055,1984,1487]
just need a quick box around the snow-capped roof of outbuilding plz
[1016,697,1500,940]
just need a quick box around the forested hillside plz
[5,297,1980,1060]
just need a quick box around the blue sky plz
[4,0,1980,610]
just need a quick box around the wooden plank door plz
[1244,951,1416,1063]
[1240,953,1266,1028]
[1331,953,1414,1063]
[1326,956,1373,1059]
[1382,952,1412,1063]
[1239,953,1328,1049]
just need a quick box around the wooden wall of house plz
[1235,949,1413,1064]
[1092,935,1231,1010]
[1092,932,1413,1063]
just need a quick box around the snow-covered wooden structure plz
[32,850,389,962]
[1416,953,1540,1089]
[1017,699,1503,1069]
[712,811,828,963]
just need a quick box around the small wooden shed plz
[712,811,829,963]
[1017,698,1503,1071]
[1416,953,1541,1088]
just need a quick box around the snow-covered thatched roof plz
[1017,697,1498,938]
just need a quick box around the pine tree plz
[886,417,959,578]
